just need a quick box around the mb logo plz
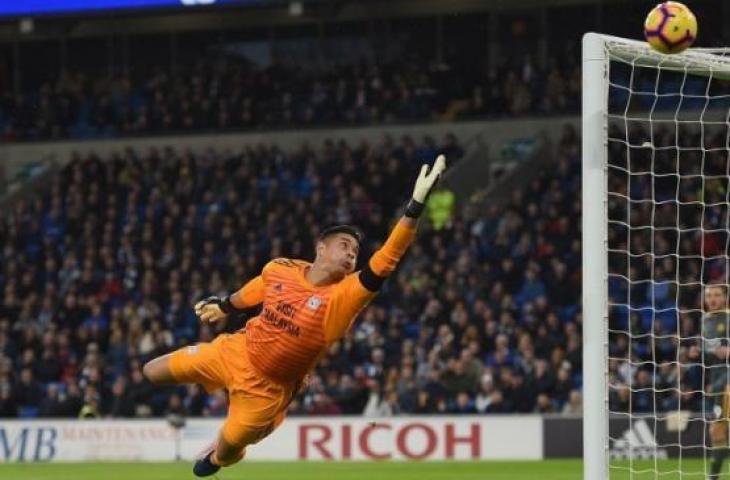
[0,427,57,462]
[609,419,668,460]
[180,0,217,5]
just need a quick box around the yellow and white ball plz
[644,1,697,54]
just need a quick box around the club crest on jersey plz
[306,296,322,310]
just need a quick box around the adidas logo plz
[609,419,668,460]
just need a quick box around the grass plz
[1,459,729,480]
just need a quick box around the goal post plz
[582,32,730,480]
[582,31,609,480]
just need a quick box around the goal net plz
[583,33,730,480]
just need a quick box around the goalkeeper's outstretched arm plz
[363,153,446,281]
[323,154,446,341]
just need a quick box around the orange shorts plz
[169,332,295,448]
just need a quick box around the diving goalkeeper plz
[143,155,446,476]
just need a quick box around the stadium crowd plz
[0,126,588,419]
[606,122,730,416]
[1,52,580,142]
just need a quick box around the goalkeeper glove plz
[194,295,240,324]
[406,154,447,218]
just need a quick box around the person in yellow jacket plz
[427,188,455,230]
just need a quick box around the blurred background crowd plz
[606,121,730,415]
[0,5,603,142]
[0,51,581,142]
[2,0,726,424]
[0,126,585,419]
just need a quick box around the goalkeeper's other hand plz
[194,296,227,324]
[412,154,446,203]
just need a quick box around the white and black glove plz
[405,154,447,218]
[194,295,238,324]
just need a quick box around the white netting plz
[605,40,730,479]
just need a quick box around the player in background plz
[704,283,730,480]
[142,155,446,476]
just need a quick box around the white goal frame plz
[582,32,730,480]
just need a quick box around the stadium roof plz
[0,0,630,42]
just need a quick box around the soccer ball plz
[644,1,697,54]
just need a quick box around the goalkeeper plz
[704,283,730,480]
[142,155,446,477]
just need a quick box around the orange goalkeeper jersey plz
[230,221,415,386]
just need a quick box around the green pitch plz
[1,459,728,480]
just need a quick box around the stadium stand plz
[0,124,589,418]
[606,122,730,416]
[0,51,580,141]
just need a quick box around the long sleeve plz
[230,275,265,309]
[367,220,416,277]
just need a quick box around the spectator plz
[38,384,65,417]
[165,393,188,417]
[58,381,84,417]
[441,358,476,398]
[0,381,17,417]
[126,367,154,417]
[35,347,62,384]
[426,188,455,231]
[79,387,101,419]
[107,376,135,417]
[562,390,583,415]
[450,391,477,414]
[333,374,369,415]
[535,393,555,414]
[413,389,437,414]
[363,375,402,417]
[16,368,44,417]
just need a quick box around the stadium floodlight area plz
[583,33,730,479]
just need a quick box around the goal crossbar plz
[597,33,730,80]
